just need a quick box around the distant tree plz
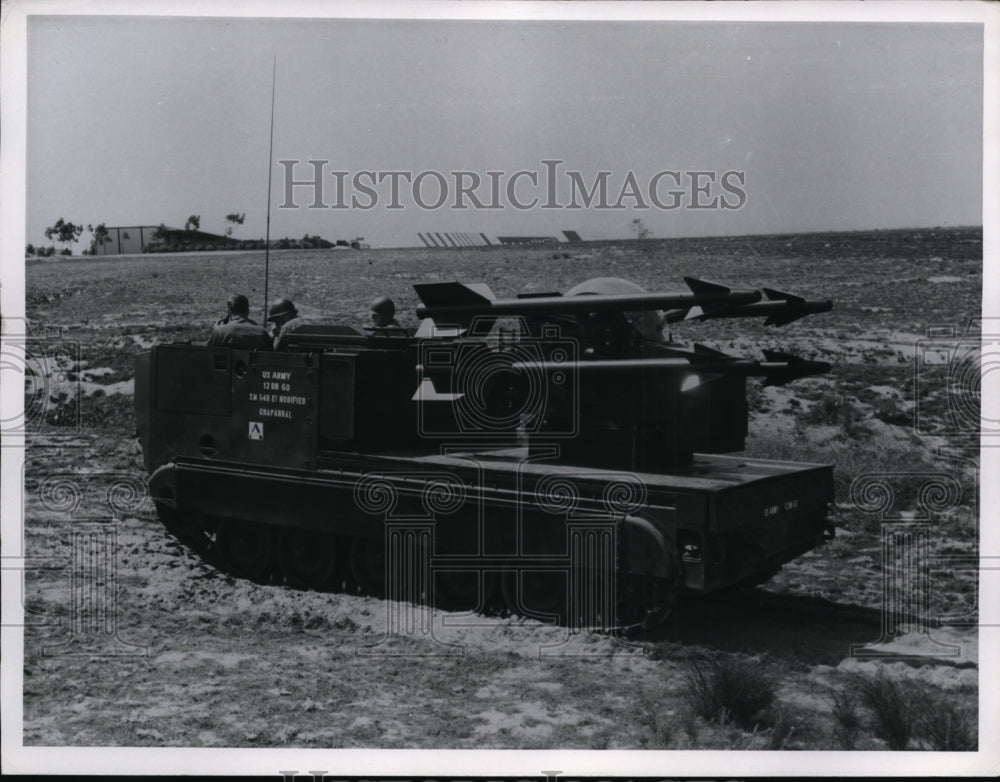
[87,223,111,254]
[631,218,651,240]
[185,215,201,232]
[225,212,246,237]
[152,224,168,243]
[25,243,35,256]
[44,218,83,253]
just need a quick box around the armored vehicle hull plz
[136,327,834,631]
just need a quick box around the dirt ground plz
[17,227,981,750]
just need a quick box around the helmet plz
[227,294,250,317]
[267,297,298,322]
[370,295,396,318]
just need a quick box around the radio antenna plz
[263,56,276,322]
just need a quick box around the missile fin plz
[762,288,805,303]
[413,281,496,309]
[662,307,691,323]
[414,319,466,339]
[762,348,802,363]
[684,277,757,316]
[411,377,464,402]
[763,295,833,325]
[684,276,731,297]
[760,349,831,385]
[693,343,737,360]
[765,311,808,327]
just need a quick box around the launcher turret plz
[412,276,832,472]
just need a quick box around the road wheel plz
[277,528,339,590]
[349,537,386,597]
[501,569,568,624]
[156,502,209,548]
[616,519,677,637]
[615,572,676,637]
[434,570,497,612]
[216,519,274,581]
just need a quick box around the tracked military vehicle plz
[135,276,834,632]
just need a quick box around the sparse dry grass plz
[856,673,915,750]
[802,391,870,438]
[829,672,978,751]
[636,687,675,748]
[681,654,778,730]
[832,687,863,749]
[21,230,981,750]
[916,695,977,751]
[746,422,940,506]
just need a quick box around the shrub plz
[636,689,673,748]
[856,673,914,750]
[851,673,976,751]
[803,391,869,437]
[765,703,796,749]
[914,692,976,751]
[872,396,911,426]
[831,687,862,749]
[802,391,847,425]
[682,655,777,730]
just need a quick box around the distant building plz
[417,232,487,248]
[416,230,582,248]
[496,235,559,245]
[91,225,230,255]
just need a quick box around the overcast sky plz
[26,16,983,249]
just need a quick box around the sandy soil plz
[18,227,981,750]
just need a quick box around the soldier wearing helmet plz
[369,296,401,328]
[267,297,305,350]
[366,295,406,334]
[208,294,272,349]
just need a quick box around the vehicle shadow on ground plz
[659,587,895,667]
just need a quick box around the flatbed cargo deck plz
[151,443,833,629]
